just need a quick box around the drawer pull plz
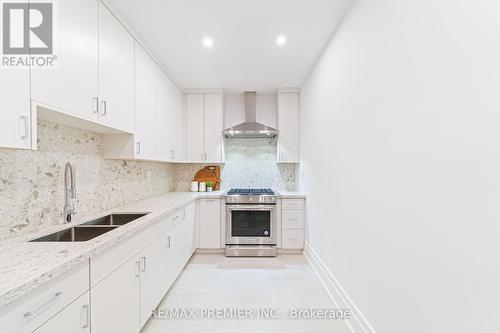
[135,260,141,277]
[81,304,90,328]
[172,215,179,221]
[23,292,63,318]
[141,256,147,272]
[166,236,171,248]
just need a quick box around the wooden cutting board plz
[194,166,221,190]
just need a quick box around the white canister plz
[191,181,199,192]
[198,182,207,192]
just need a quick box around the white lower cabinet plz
[198,199,221,249]
[140,203,195,326]
[281,199,306,250]
[34,292,90,333]
[91,254,141,333]
[0,264,89,333]
[139,234,174,327]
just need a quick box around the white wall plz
[299,0,500,332]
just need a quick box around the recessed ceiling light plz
[203,37,214,48]
[276,35,287,46]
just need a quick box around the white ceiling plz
[105,0,350,93]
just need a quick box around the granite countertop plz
[0,191,224,308]
[276,190,307,198]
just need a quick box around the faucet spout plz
[63,162,77,223]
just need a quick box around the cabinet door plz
[91,254,140,333]
[186,94,205,162]
[134,42,157,160]
[156,69,173,161]
[34,292,90,333]
[98,2,134,132]
[0,68,31,149]
[139,233,171,327]
[171,85,186,162]
[277,92,300,162]
[31,0,98,120]
[199,199,221,249]
[204,93,223,162]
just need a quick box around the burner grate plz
[227,188,275,196]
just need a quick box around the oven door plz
[226,204,276,245]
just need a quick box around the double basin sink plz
[30,213,148,242]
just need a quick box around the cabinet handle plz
[205,153,208,161]
[23,291,63,317]
[92,97,99,114]
[135,260,141,277]
[136,142,141,154]
[20,115,29,140]
[171,150,175,160]
[166,235,171,248]
[141,256,147,272]
[81,304,90,328]
[100,100,107,117]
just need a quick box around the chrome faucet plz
[63,162,77,223]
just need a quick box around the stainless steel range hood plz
[223,92,279,138]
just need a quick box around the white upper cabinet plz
[31,0,99,120]
[157,68,185,162]
[0,68,32,149]
[98,2,134,133]
[186,93,224,163]
[134,42,158,160]
[204,93,224,162]
[277,91,300,163]
[186,94,205,162]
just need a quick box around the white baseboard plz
[304,241,377,333]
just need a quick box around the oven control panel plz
[224,195,277,204]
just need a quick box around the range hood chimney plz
[223,92,279,138]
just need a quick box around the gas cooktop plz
[226,188,275,196]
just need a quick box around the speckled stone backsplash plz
[174,138,296,191]
[0,121,174,239]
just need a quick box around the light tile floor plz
[142,254,352,333]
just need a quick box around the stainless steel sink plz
[81,213,147,226]
[30,213,148,242]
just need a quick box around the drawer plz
[282,199,305,210]
[282,229,304,249]
[91,211,181,286]
[282,210,304,229]
[0,264,89,333]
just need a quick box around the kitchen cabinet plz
[0,264,89,333]
[198,199,221,249]
[186,93,224,163]
[281,198,305,250]
[34,292,90,333]
[98,2,135,133]
[139,203,195,326]
[134,42,158,160]
[0,68,32,149]
[91,254,141,333]
[277,91,300,163]
[204,94,224,162]
[31,0,98,121]
[139,233,171,327]
[157,68,185,162]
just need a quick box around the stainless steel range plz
[224,188,277,257]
